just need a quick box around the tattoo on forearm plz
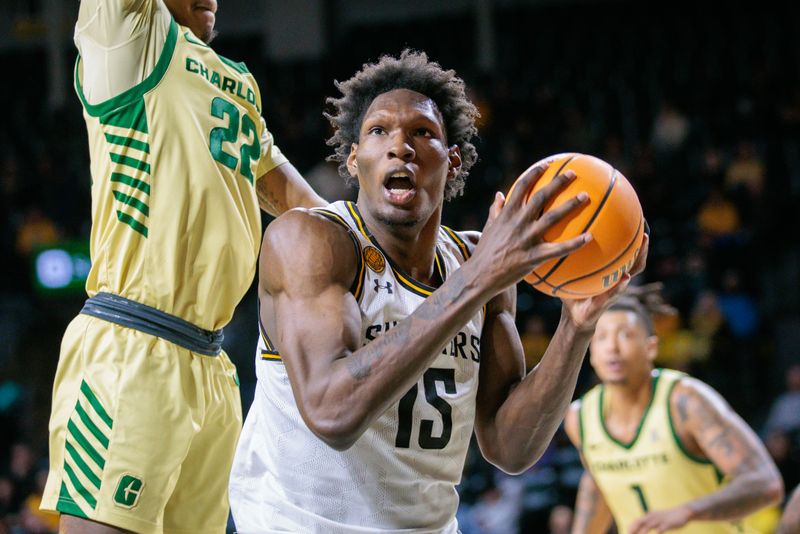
[346,321,411,380]
[416,271,466,320]
[687,387,776,521]
[257,182,285,214]
[707,427,736,458]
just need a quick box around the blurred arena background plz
[1,1,799,532]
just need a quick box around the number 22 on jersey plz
[208,96,260,183]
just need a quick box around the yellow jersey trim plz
[313,208,366,302]
[344,202,445,298]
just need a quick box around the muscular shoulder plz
[668,375,738,450]
[669,376,729,424]
[260,208,358,296]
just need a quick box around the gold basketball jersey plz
[579,369,750,534]
[75,15,286,331]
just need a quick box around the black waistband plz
[81,292,224,356]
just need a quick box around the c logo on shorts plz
[363,246,385,274]
[114,474,144,509]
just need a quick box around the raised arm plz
[76,0,169,104]
[471,231,647,474]
[256,162,327,215]
[563,403,614,534]
[629,377,784,534]
[262,164,591,450]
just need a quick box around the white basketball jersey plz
[230,201,484,534]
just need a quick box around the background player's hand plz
[628,504,691,534]
[561,233,649,332]
[472,163,591,294]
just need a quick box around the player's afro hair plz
[324,49,479,200]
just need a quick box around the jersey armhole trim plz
[441,225,471,261]
[666,377,714,465]
[75,16,179,117]
[218,54,250,74]
[577,399,585,452]
[313,209,366,302]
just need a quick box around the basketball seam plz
[525,154,578,287]
[536,161,618,284]
[551,216,643,295]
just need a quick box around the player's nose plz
[387,132,415,162]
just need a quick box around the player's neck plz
[604,372,654,416]
[360,204,443,287]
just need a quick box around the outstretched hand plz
[561,232,650,332]
[628,505,691,534]
[473,163,592,294]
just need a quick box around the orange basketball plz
[507,153,645,299]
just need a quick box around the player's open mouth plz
[383,170,417,205]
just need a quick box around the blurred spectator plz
[763,364,800,438]
[716,269,759,340]
[18,465,59,534]
[650,100,690,155]
[471,474,523,534]
[547,505,573,534]
[14,207,60,257]
[520,315,550,371]
[303,159,355,204]
[8,443,35,514]
[764,430,800,497]
[725,140,765,199]
[696,187,741,245]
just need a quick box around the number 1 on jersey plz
[630,483,650,512]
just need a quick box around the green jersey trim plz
[599,370,661,450]
[666,377,715,465]
[218,54,250,74]
[74,17,179,118]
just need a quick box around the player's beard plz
[375,213,420,228]
[203,28,219,44]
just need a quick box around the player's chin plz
[201,25,218,44]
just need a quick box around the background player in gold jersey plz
[42,1,324,533]
[565,285,784,534]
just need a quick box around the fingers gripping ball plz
[508,153,645,299]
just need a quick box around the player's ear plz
[645,335,659,364]
[447,145,462,181]
[346,143,359,177]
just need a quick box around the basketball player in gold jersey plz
[565,287,784,534]
[41,1,324,533]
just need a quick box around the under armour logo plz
[374,280,393,294]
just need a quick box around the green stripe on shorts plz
[57,481,89,518]
[67,419,105,470]
[79,381,113,428]
[63,461,98,509]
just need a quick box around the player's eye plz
[368,126,386,135]
[414,128,434,137]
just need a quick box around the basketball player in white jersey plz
[229,49,648,533]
